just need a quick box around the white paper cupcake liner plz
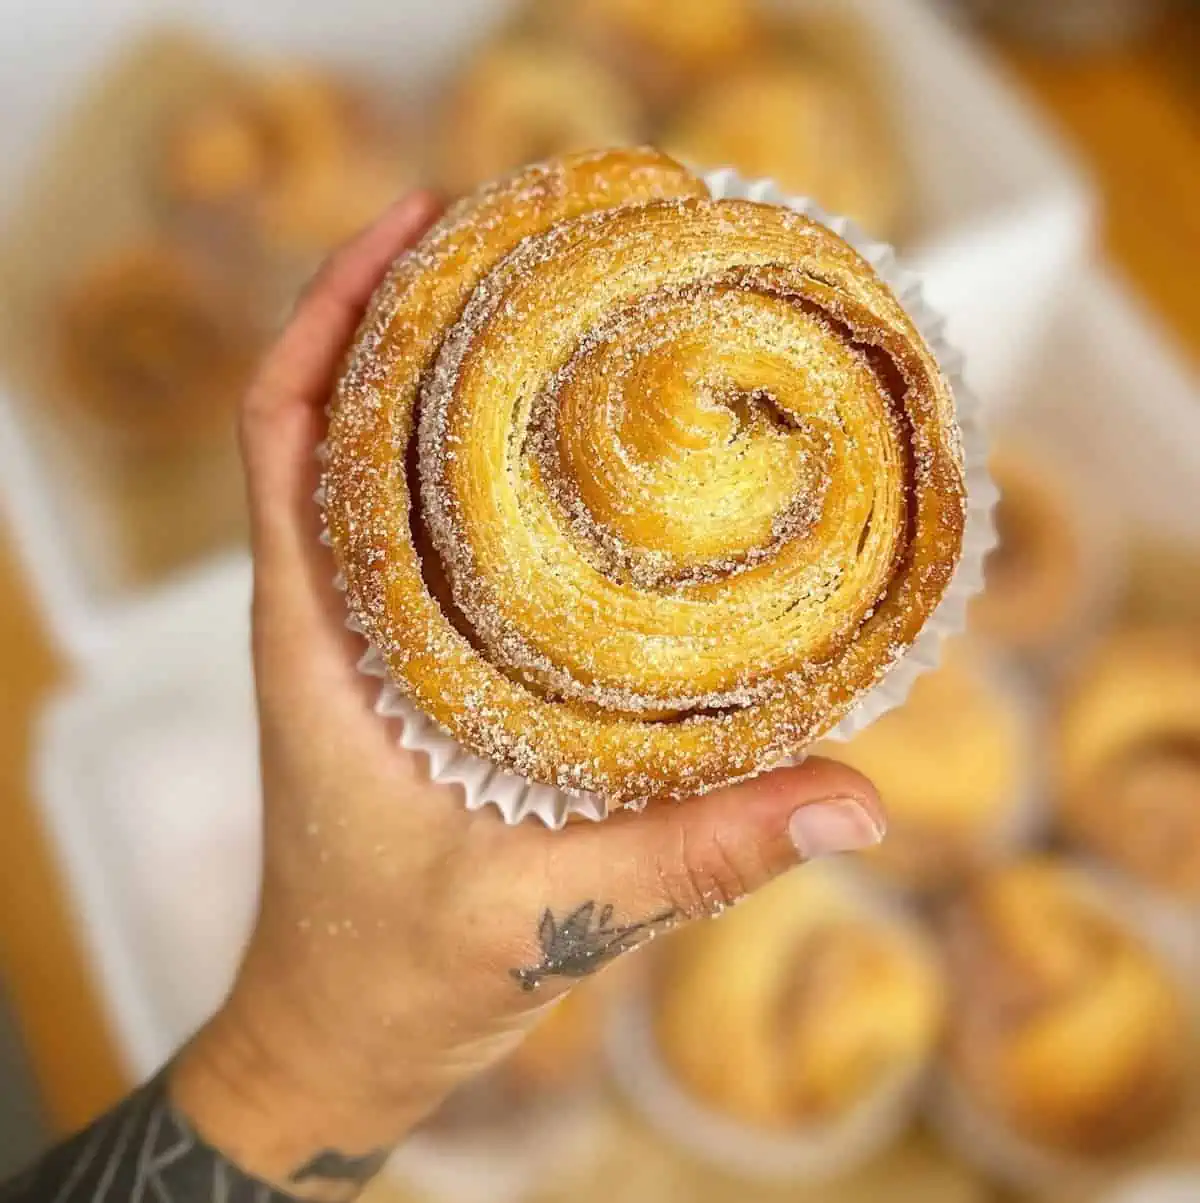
[318,166,996,829]
[927,864,1199,1196]
[604,866,942,1183]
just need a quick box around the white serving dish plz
[35,553,260,1080]
[34,263,1200,1083]
[1,0,1090,663]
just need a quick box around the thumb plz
[550,759,885,926]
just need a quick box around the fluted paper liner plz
[318,167,997,828]
[604,867,942,1183]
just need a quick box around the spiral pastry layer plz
[325,148,966,806]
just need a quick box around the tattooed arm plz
[0,1075,384,1203]
[0,192,883,1203]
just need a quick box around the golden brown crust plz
[533,0,764,103]
[971,446,1091,655]
[433,39,644,195]
[1056,629,1200,900]
[818,648,1026,892]
[942,859,1187,1155]
[160,67,410,255]
[325,148,966,806]
[664,58,904,240]
[654,869,943,1126]
[57,242,255,449]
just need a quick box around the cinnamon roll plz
[664,59,905,239]
[817,647,1030,892]
[1056,630,1200,901]
[534,0,763,103]
[941,859,1188,1156]
[432,40,644,195]
[57,242,256,449]
[160,66,410,256]
[971,446,1096,657]
[325,148,967,807]
[654,868,944,1127]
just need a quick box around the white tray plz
[0,0,1090,663]
[33,264,1200,1083]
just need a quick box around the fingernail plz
[789,798,884,860]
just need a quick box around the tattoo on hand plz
[510,900,677,992]
[0,1072,387,1203]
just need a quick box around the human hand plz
[170,193,884,1198]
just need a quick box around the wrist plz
[170,955,438,1195]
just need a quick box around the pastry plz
[324,147,967,807]
[161,66,409,256]
[654,868,943,1127]
[534,0,763,103]
[57,242,256,449]
[971,445,1096,657]
[817,648,1028,892]
[664,58,905,239]
[1056,630,1200,901]
[941,859,1188,1156]
[433,40,643,195]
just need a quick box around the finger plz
[242,191,443,566]
[549,759,883,924]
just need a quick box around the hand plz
[170,193,884,1198]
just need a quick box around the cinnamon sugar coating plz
[324,148,966,806]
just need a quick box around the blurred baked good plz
[161,66,409,256]
[432,40,643,194]
[654,868,943,1128]
[57,242,256,449]
[1056,630,1200,901]
[817,649,1028,893]
[536,0,763,103]
[942,859,1187,1156]
[663,58,904,238]
[971,445,1097,657]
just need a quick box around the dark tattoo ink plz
[290,1149,388,1186]
[0,1072,387,1203]
[510,900,677,991]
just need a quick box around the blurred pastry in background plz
[817,648,1031,893]
[536,0,763,105]
[1055,629,1200,902]
[971,445,1102,658]
[663,58,905,238]
[160,66,409,258]
[940,858,1188,1157]
[57,242,257,450]
[654,868,943,1130]
[432,39,643,194]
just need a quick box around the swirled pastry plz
[57,242,256,448]
[942,859,1187,1156]
[433,40,644,195]
[665,59,905,240]
[325,148,967,807]
[971,446,1095,656]
[655,868,943,1127]
[535,0,763,102]
[161,67,410,256]
[1056,630,1200,901]
[817,647,1027,892]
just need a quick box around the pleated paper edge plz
[317,166,997,829]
